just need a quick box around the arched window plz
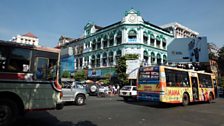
[163,55,167,65]
[103,35,108,48]
[116,50,122,59]
[151,52,155,64]
[156,36,160,48]
[92,40,96,50]
[102,53,107,66]
[150,34,155,46]
[162,38,166,49]
[109,34,114,46]
[91,55,95,68]
[108,51,113,66]
[96,54,100,67]
[79,58,83,68]
[143,50,149,65]
[128,30,137,42]
[84,56,89,67]
[157,53,161,65]
[143,32,148,44]
[76,59,79,68]
[97,38,101,49]
[116,31,122,45]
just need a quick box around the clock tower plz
[122,8,143,24]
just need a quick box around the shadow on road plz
[14,111,97,126]
[117,99,180,108]
[118,98,219,109]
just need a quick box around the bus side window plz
[35,57,49,80]
[167,82,172,86]
[47,62,56,80]
[182,78,189,87]
[176,82,181,87]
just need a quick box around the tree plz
[124,54,139,60]
[74,70,86,81]
[62,71,70,78]
[115,56,128,86]
[99,74,110,85]
[218,46,224,75]
[218,46,224,87]
[115,54,139,86]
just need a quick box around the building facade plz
[207,43,219,77]
[58,36,74,47]
[161,22,199,38]
[11,32,39,46]
[61,9,173,78]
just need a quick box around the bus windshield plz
[138,66,159,84]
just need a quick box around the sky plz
[0,0,223,48]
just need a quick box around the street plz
[16,96,224,126]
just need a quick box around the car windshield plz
[121,86,131,91]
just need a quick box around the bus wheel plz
[182,93,189,106]
[0,98,18,126]
[207,93,213,104]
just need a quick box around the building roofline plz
[22,32,38,38]
[161,22,199,35]
[143,21,170,33]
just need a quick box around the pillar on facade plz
[100,54,103,67]
[161,55,163,65]
[89,41,92,51]
[88,55,91,69]
[113,51,116,66]
[101,38,103,49]
[82,57,85,69]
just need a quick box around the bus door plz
[191,77,199,100]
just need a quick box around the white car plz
[119,86,137,101]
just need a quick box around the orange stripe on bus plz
[166,101,181,104]
[160,82,166,87]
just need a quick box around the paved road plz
[16,96,224,126]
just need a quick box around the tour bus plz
[0,40,63,126]
[137,65,216,106]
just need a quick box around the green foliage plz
[99,79,110,85]
[62,71,70,78]
[124,54,139,60]
[115,56,128,86]
[115,54,138,86]
[74,70,86,81]
[209,52,217,60]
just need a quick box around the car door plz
[62,83,74,101]
[132,86,137,96]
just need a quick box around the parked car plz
[98,85,110,97]
[62,81,88,105]
[119,85,137,101]
[86,83,100,96]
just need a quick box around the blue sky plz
[0,0,223,47]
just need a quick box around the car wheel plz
[89,84,98,95]
[75,95,85,105]
[0,98,19,126]
[123,97,129,101]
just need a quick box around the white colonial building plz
[161,22,199,38]
[11,32,39,46]
[61,9,173,78]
